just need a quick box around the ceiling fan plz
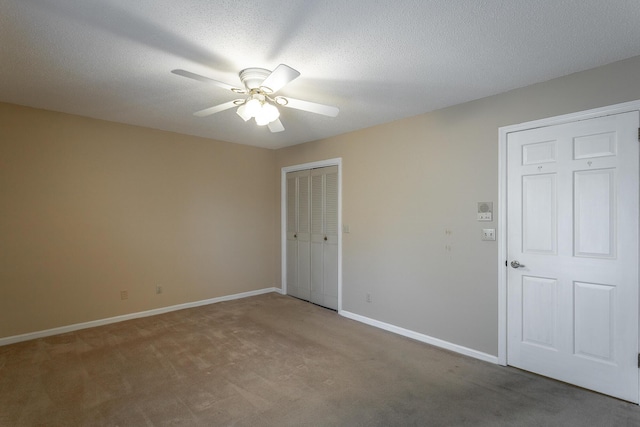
[171,64,339,133]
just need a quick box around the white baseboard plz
[339,310,499,365]
[1,288,497,366]
[0,287,280,347]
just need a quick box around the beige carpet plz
[1,292,639,426]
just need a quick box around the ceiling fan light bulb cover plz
[236,104,251,121]
[255,115,270,126]
[262,103,280,122]
[244,98,262,117]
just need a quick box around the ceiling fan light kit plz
[236,91,281,125]
[172,64,339,133]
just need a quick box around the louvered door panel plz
[322,167,339,309]
[286,176,296,233]
[286,171,311,301]
[309,166,338,309]
[296,174,311,300]
[310,171,325,306]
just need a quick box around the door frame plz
[281,158,343,311]
[498,100,640,371]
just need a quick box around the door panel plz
[522,174,557,254]
[286,171,311,301]
[573,131,616,159]
[296,173,311,301]
[310,171,324,306]
[574,281,615,362]
[522,140,557,165]
[286,175,298,297]
[521,276,557,349]
[507,111,639,403]
[323,241,339,309]
[574,169,615,258]
[310,166,338,310]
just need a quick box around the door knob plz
[294,234,297,238]
[324,236,328,241]
[510,260,525,269]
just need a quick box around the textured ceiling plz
[1,0,640,149]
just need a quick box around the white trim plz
[340,310,498,364]
[0,287,279,347]
[497,99,640,368]
[498,125,508,366]
[281,158,343,311]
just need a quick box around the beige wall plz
[0,104,277,338]
[275,55,640,356]
[3,56,640,354]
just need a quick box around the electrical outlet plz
[366,293,372,303]
[156,285,162,294]
[120,290,128,300]
[481,228,496,241]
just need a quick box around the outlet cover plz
[481,229,496,241]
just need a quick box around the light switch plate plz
[481,228,496,241]
[477,212,492,221]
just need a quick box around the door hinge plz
[638,353,640,368]
[505,260,508,267]
[638,128,640,142]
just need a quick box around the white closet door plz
[287,166,339,310]
[310,166,339,310]
[286,170,311,301]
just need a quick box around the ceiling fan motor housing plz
[239,68,271,90]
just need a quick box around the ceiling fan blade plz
[280,97,339,117]
[260,64,300,93]
[193,100,240,117]
[172,69,244,93]
[268,118,285,133]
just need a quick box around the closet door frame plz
[281,158,342,311]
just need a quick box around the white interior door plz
[507,111,639,403]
